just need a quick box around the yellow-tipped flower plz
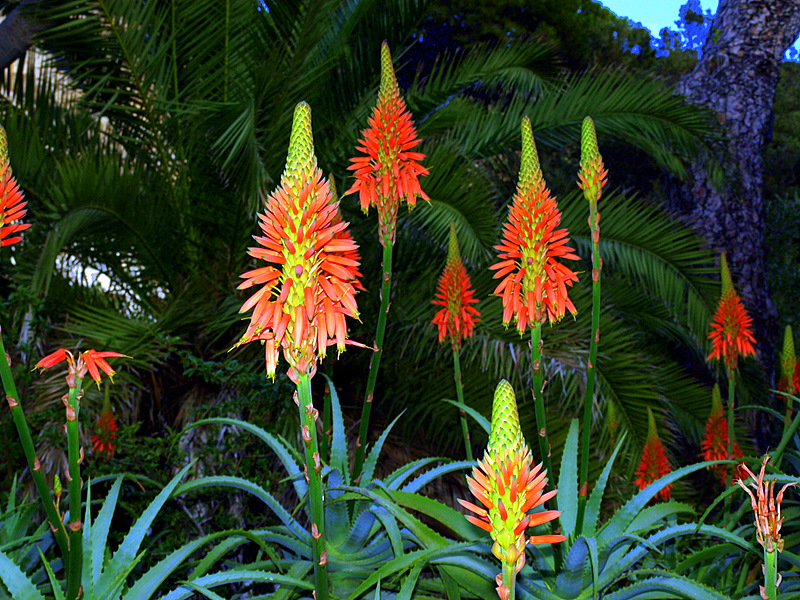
[577,117,608,206]
[347,41,429,246]
[459,380,565,600]
[236,102,362,381]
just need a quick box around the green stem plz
[0,332,69,557]
[727,369,736,487]
[763,547,779,600]
[577,200,601,536]
[65,381,84,600]
[352,242,393,481]
[452,348,472,461]
[530,323,552,487]
[501,561,516,600]
[296,373,329,600]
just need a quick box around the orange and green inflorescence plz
[347,41,429,246]
[490,117,579,334]
[432,222,481,350]
[708,252,756,373]
[778,325,800,409]
[577,116,608,206]
[634,407,672,500]
[459,380,565,600]
[236,102,362,382]
[701,383,743,484]
[92,407,119,458]
[0,125,30,247]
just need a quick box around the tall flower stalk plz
[737,455,796,600]
[707,252,756,485]
[490,116,579,485]
[347,41,428,480]
[575,116,607,532]
[236,102,362,599]
[459,380,565,600]
[432,222,481,460]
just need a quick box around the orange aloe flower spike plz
[634,407,672,500]
[0,125,30,247]
[432,222,481,350]
[707,252,756,372]
[737,455,796,553]
[347,41,429,246]
[236,102,362,381]
[701,383,743,484]
[489,117,579,335]
[458,380,565,600]
[92,407,119,457]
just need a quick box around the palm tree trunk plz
[675,0,800,377]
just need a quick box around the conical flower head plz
[92,407,118,458]
[432,223,480,349]
[778,325,799,398]
[701,384,743,484]
[577,117,608,205]
[708,253,756,372]
[236,102,362,381]
[0,125,29,247]
[347,41,429,246]
[490,118,579,333]
[458,380,565,593]
[634,408,672,500]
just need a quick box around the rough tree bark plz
[675,0,800,378]
[0,0,46,72]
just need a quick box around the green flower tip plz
[283,101,317,185]
[580,117,599,168]
[379,41,400,104]
[711,383,722,413]
[446,221,461,266]
[719,252,734,296]
[782,324,795,375]
[518,116,542,194]
[487,380,525,457]
[0,124,7,166]
[328,172,338,200]
[646,406,659,441]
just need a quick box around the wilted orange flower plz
[432,223,480,350]
[737,454,796,553]
[236,102,362,382]
[701,384,743,484]
[92,408,118,457]
[347,41,428,246]
[459,381,564,600]
[634,408,672,500]
[708,253,756,372]
[36,348,127,387]
[0,126,29,247]
[490,117,579,335]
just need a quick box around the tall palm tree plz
[0,0,731,482]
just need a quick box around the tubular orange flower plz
[701,383,743,484]
[35,348,128,387]
[236,102,362,381]
[0,125,30,247]
[634,408,672,500]
[432,223,480,350]
[458,380,565,600]
[490,117,579,334]
[737,455,796,553]
[707,253,756,372]
[347,41,429,246]
[92,408,118,457]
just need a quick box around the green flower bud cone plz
[379,41,400,104]
[578,116,607,204]
[645,406,658,442]
[0,125,7,166]
[283,102,317,188]
[580,117,600,168]
[446,222,461,268]
[487,380,525,458]
[720,252,734,296]
[781,325,795,380]
[711,383,723,415]
[518,117,543,195]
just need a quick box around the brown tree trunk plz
[676,0,800,378]
[0,0,46,72]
